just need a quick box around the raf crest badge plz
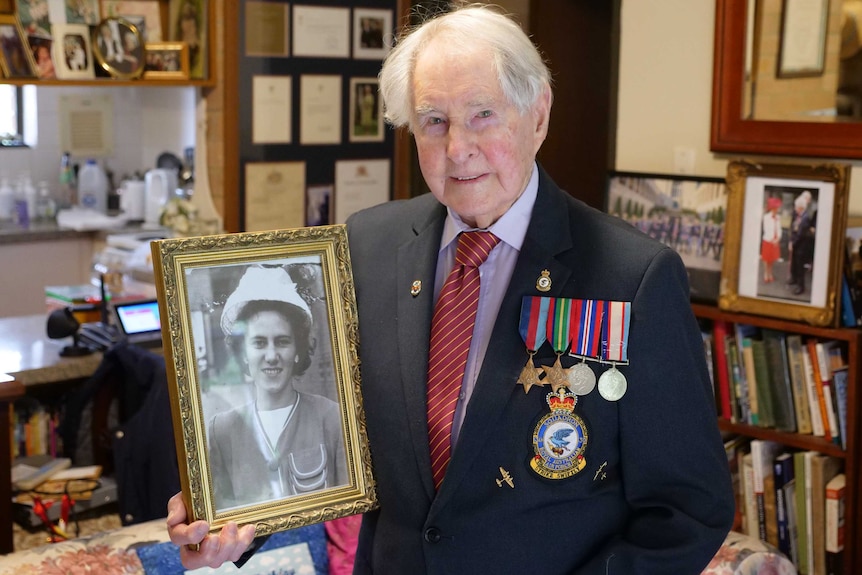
[530,386,588,480]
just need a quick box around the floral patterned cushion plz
[703,531,797,575]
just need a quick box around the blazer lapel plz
[435,168,578,502]
[396,206,446,499]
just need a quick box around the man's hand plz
[166,492,257,570]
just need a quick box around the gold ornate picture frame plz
[143,41,189,79]
[720,160,850,326]
[151,225,376,535]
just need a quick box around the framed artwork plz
[100,0,163,42]
[143,40,188,79]
[606,171,728,304]
[93,17,144,79]
[150,225,377,534]
[719,160,850,326]
[65,0,101,25]
[349,77,383,143]
[352,7,390,60]
[0,15,37,79]
[168,0,206,79]
[776,0,828,78]
[52,23,94,79]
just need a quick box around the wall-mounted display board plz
[235,0,398,232]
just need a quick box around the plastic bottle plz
[0,177,14,221]
[77,159,109,213]
[21,175,37,222]
[35,181,57,220]
[59,151,76,208]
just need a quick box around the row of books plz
[703,320,849,449]
[9,404,64,459]
[726,436,846,575]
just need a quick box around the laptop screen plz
[114,300,162,337]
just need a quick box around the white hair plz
[378,3,552,130]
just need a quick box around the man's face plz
[411,39,550,229]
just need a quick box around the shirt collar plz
[440,162,539,252]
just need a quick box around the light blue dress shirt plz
[433,164,539,447]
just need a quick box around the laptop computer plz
[113,299,163,348]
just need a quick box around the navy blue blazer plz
[346,165,734,574]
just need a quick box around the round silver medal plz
[598,366,627,401]
[566,362,596,396]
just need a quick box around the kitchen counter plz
[0,220,148,245]
[0,314,103,386]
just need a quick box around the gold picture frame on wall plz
[719,160,850,326]
[151,225,377,535]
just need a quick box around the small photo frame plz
[100,0,163,42]
[150,225,377,533]
[352,7,391,60]
[0,15,37,79]
[349,77,383,143]
[27,33,57,79]
[65,0,101,25]
[606,172,728,304]
[93,17,145,79]
[719,160,850,326]
[169,0,207,79]
[143,41,188,79]
[52,23,95,80]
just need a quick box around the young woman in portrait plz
[206,265,347,512]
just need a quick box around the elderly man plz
[168,5,734,573]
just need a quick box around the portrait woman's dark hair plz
[228,299,314,376]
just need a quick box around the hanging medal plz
[598,300,631,401]
[517,296,550,393]
[567,299,604,395]
[541,297,575,391]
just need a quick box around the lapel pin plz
[410,280,422,297]
[536,270,552,292]
[496,467,514,488]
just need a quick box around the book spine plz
[773,454,794,558]
[801,349,826,437]
[833,369,849,451]
[825,479,845,553]
[742,339,760,426]
[785,335,813,434]
[713,321,732,420]
[806,339,832,441]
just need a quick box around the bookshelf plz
[692,303,859,575]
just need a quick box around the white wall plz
[616,0,862,214]
[0,86,195,192]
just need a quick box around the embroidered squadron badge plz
[530,385,588,480]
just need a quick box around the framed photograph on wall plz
[0,15,37,79]
[719,160,850,326]
[143,40,188,79]
[52,23,94,79]
[349,77,383,143]
[606,171,728,304]
[352,7,391,60]
[93,17,145,79]
[150,225,377,534]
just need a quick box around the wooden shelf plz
[0,78,215,88]
[693,302,860,574]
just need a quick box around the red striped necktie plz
[427,230,500,490]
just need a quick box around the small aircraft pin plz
[496,467,514,488]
